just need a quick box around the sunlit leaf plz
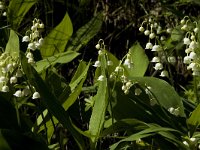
[40,12,73,57]
[5,30,20,58]
[35,51,79,73]
[123,42,149,77]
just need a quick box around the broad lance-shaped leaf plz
[187,103,200,135]
[134,77,185,117]
[110,125,184,150]
[123,42,149,77]
[20,52,85,150]
[66,13,103,52]
[40,12,73,57]
[7,0,37,29]
[5,30,20,58]
[89,79,108,146]
[63,61,89,110]
[89,53,108,148]
[35,51,79,73]
[69,61,89,91]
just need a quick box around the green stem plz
[14,98,21,127]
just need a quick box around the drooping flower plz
[145,42,153,49]
[97,75,105,81]
[32,92,40,99]
[13,90,23,97]
[1,85,9,92]
[93,61,101,67]
[154,63,163,70]
[22,36,30,42]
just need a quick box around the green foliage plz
[2,0,200,149]
[7,0,38,29]
[66,13,103,52]
[35,51,79,73]
[40,12,73,57]
[124,42,149,77]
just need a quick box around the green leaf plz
[7,0,37,29]
[89,79,108,145]
[110,125,181,150]
[21,52,85,150]
[40,12,73,57]
[35,51,79,73]
[66,13,103,52]
[101,119,148,137]
[89,53,108,148]
[187,103,200,135]
[5,30,20,57]
[135,77,185,117]
[0,131,11,150]
[69,61,89,91]
[63,61,90,110]
[123,42,149,77]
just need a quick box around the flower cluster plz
[22,18,44,65]
[0,51,40,99]
[139,17,176,77]
[181,16,200,76]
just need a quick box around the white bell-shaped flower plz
[32,92,40,99]
[149,33,155,39]
[189,41,197,49]
[183,37,191,45]
[28,42,36,51]
[139,26,144,32]
[13,90,23,97]
[22,36,30,42]
[152,45,161,51]
[154,63,163,70]
[10,76,17,84]
[145,42,153,49]
[93,61,101,67]
[183,141,189,147]
[183,56,191,64]
[95,43,100,50]
[124,58,131,68]
[185,48,192,54]
[160,70,169,77]
[97,75,105,81]
[26,52,33,59]
[39,38,44,45]
[181,24,188,30]
[39,23,44,28]
[1,85,9,92]
[151,57,160,62]
[189,51,197,60]
[194,27,199,33]
[144,30,150,36]
[6,63,13,72]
